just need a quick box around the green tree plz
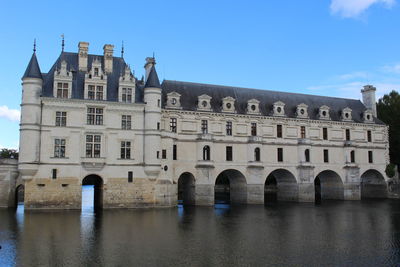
[0,148,19,159]
[377,90,400,165]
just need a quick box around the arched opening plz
[254,147,261,162]
[203,146,210,161]
[305,149,310,162]
[361,169,387,199]
[215,169,247,205]
[264,169,298,204]
[178,172,195,205]
[82,174,104,211]
[314,170,344,203]
[15,184,25,208]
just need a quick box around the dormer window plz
[122,88,132,103]
[94,68,99,76]
[319,105,331,120]
[53,60,72,99]
[85,58,107,101]
[296,103,308,119]
[57,82,69,98]
[273,101,285,116]
[166,91,182,109]
[118,65,135,103]
[363,109,374,123]
[197,94,212,111]
[88,85,103,100]
[341,107,352,121]
[222,96,236,113]
[247,99,260,115]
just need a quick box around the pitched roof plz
[22,53,42,79]
[144,65,161,88]
[161,80,383,124]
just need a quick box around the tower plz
[361,85,377,117]
[143,58,162,178]
[19,48,43,179]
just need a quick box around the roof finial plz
[121,40,124,58]
[33,38,36,53]
[61,34,65,52]
[152,51,155,59]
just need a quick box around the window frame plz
[226,121,232,136]
[87,107,104,125]
[55,111,67,127]
[120,141,131,159]
[121,115,132,130]
[201,120,208,134]
[323,149,329,163]
[226,146,233,161]
[277,125,283,138]
[170,118,177,133]
[54,138,66,158]
[251,122,257,136]
[86,134,101,158]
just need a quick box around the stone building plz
[12,41,390,209]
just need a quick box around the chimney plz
[144,57,156,83]
[78,42,89,71]
[103,44,114,73]
[361,85,377,117]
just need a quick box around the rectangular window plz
[277,148,283,162]
[173,145,177,160]
[158,99,161,107]
[121,115,132,130]
[367,130,372,142]
[86,134,101,158]
[54,138,66,158]
[368,151,373,163]
[56,82,69,98]
[350,151,355,163]
[226,121,232,136]
[300,126,306,139]
[120,141,131,159]
[94,68,99,76]
[323,149,329,163]
[87,85,104,100]
[277,125,283,138]
[96,86,103,100]
[323,128,328,140]
[162,149,167,159]
[88,85,95,100]
[346,129,351,141]
[157,122,160,130]
[170,118,177,133]
[55,111,67,127]
[251,122,257,136]
[128,171,133,183]
[201,120,208,134]
[52,169,57,179]
[87,107,103,125]
[157,151,160,159]
[122,88,132,103]
[226,146,233,161]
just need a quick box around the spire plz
[61,34,65,52]
[33,38,36,53]
[121,41,124,58]
[144,65,161,88]
[22,52,42,80]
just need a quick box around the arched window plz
[350,150,355,163]
[305,149,310,162]
[203,146,210,161]
[254,147,260,162]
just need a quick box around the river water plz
[1,188,400,266]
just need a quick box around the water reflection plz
[0,200,400,266]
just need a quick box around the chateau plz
[0,41,391,209]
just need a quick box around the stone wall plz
[0,159,19,208]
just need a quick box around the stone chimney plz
[361,85,377,117]
[78,42,89,71]
[144,57,156,83]
[103,44,114,73]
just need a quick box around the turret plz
[361,85,377,117]
[19,48,43,179]
[143,59,162,178]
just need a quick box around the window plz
[350,150,355,163]
[96,86,103,100]
[203,146,210,161]
[305,149,310,162]
[86,135,101,158]
[54,138,66,158]
[277,125,283,138]
[56,82,69,98]
[88,85,95,100]
[122,115,131,130]
[157,122,160,130]
[251,122,257,136]
[157,151,160,159]
[173,145,177,160]
[88,85,104,100]
[94,68,99,76]
[120,141,131,159]
[128,171,133,183]
[170,118,177,133]
[226,121,232,136]
[323,149,329,163]
[300,126,306,139]
[201,120,208,134]
[52,169,57,179]
[277,148,283,162]
[323,127,328,140]
[367,130,372,142]
[162,149,167,159]
[345,129,351,141]
[87,107,103,125]
[158,99,161,107]
[122,88,132,103]
[368,151,373,163]
[254,147,260,162]
[226,146,233,161]
[55,111,67,127]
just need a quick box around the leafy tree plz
[0,148,19,159]
[385,163,396,178]
[377,90,400,166]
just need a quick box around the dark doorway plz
[178,173,195,205]
[361,170,387,199]
[265,175,278,204]
[314,177,321,204]
[215,169,247,205]
[82,175,103,211]
[15,184,25,208]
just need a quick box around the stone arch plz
[82,174,104,210]
[361,169,387,199]
[215,169,247,204]
[314,170,344,203]
[178,172,196,205]
[265,169,298,203]
[15,184,25,207]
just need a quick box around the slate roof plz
[22,53,42,79]
[145,65,161,88]
[161,80,383,124]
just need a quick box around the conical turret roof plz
[22,53,42,80]
[145,65,161,88]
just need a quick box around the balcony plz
[344,140,354,147]
[297,138,311,145]
[297,161,314,168]
[247,161,264,168]
[344,162,358,168]
[248,136,263,143]
[195,160,215,168]
[197,133,213,141]
[81,157,106,171]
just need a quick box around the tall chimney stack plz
[144,57,156,83]
[78,42,89,71]
[361,85,377,117]
[103,44,114,73]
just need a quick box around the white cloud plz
[382,63,400,74]
[0,105,20,122]
[337,71,368,80]
[330,0,395,18]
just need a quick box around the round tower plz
[18,50,43,179]
[143,58,162,178]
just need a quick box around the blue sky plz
[1,0,400,149]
